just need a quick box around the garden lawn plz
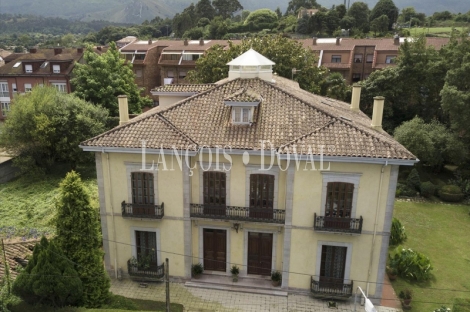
[0,164,98,239]
[392,201,470,311]
[409,26,466,37]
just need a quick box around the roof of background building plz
[152,84,216,94]
[0,240,36,279]
[82,75,415,161]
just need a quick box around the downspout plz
[104,150,119,278]
[366,160,387,296]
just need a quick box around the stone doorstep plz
[185,281,288,297]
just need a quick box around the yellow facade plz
[96,150,397,301]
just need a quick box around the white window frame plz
[0,82,9,98]
[1,101,10,117]
[179,71,187,79]
[244,164,280,210]
[52,82,67,93]
[130,226,161,265]
[232,107,252,124]
[24,83,32,93]
[315,241,353,283]
[25,64,33,73]
[331,55,341,63]
[125,162,159,205]
[385,55,396,64]
[320,172,361,218]
[52,64,61,73]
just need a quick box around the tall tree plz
[188,35,327,94]
[370,14,389,35]
[370,0,399,30]
[335,4,347,19]
[286,0,320,14]
[347,2,370,33]
[0,86,108,175]
[195,0,216,20]
[72,42,152,116]
[212,0,243,19]
[55,171,110,308]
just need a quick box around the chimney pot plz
[29,47,37,54]
[199,38,204,46]
[336,37,341,45]
[148,38,152,45]
[350,84,361,112]
[184,39,188,46]
[312,37,317,45]
[118,95,130,125]
[371,96,385,131]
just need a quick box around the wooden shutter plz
[131,172,154,205]
[325,182,353,218]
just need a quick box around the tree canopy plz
[187,35,327,94]
[212,0,243,19]
[370,0,399,30]
[244,9,278,26]
[0,86,108,175]
[286,0,320,14]
[55,171,110,307]
[347,2,370,33]
[72,42,152,116]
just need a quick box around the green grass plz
[0,164,98,239]
[392,201,470,311]
[9,294,184,312]
[409,26,467,37]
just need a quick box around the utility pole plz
[165,258,170,312]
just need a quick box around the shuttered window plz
[131,172,154,205]
[325,182,353,218]
[203,171,226,206]
[249,174,274,209]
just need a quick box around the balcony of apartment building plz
[311,277,353,299]
[121,201,164,220]
[190,203,285,224]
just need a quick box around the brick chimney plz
[336,37,341,45]
[350,84,361,112]
[184,39,189,46]
[371,96,385,131]
[393,34,400,46]
[29,47,37,54]
[312,37,317,45]
[148,38,152,45]
[118,95,129,125]
[97,46,102,51]
[199,38,204,46]
[54,47,63,55]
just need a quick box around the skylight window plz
[13,62,21,68]
[40,62,48,69]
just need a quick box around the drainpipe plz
[366,161,387,296]
[104,150,119,279]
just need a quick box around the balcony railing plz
[121,201,164,219]
[313,213,363,234]
[190,204,285,224]
[127,259,165,280]
[311,277,353,299]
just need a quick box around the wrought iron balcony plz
[190,204,285,224]
[311,277,353,299]
[313,213,363,234]
[127,259,164,280]
[121,201,164,219]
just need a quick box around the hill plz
[0,0,468,24]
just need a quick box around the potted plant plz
[386,266,398,281]
[230,265,239,282]
[191,263,203,279]
[271,270,282,287]
[399,289,413,306]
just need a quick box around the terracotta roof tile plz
[83,76,415,161]
[0,241,36,279]
[224,87,262,102]
[152,84,215,94]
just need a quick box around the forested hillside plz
[2,0,468,23]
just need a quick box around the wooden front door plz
[247,232,273,276]
[249,174,274,220]
[319,245,347,287]
[203,229,227,272]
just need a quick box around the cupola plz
[227,49,275,82]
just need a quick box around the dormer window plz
[53,65,60,73]
[25,64,33,73]
[232,107,252,124]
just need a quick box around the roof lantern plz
[227,48,275,82]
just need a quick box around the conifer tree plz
[54,171,110,307]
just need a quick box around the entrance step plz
[185,281,288,296]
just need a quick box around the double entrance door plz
[203,229,273,276]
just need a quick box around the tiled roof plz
[224,87,262,102]
[0,240,36,279]
[152,84,216,94]
[83,76,415,161]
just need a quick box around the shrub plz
[420,181,437,198]
[389,248,433,282]
[399,289,413,299]
[230,265,239,275]
[390,218,407,246]
[191,263,203,276]
[439,184,464,202]
[396,183,417,197]
[406,169,421,191]
[271,270,282,282]
[433,306,451,312]
[454,298,470,312]
[449,170,470,198]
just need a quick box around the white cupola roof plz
[227,48,275,82]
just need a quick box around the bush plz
[449,170,470,198]
[454,298,470,312]
[271,270,282,282]
[420,181,437,198]
[191,263,203,276]
[439,184,464,202]
[390,218,407,246]
[433,306,451,312]
[396,183,417,197]
[407,168,421,191]
[389,247,433,282]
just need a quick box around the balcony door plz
[135,231,158,267]
[319,245,347,287]
[247,232,273,276]
[324,182,353,229]
[203,229,227,272]
[203,171,226,216]
[131,172,155,216]
[249,174,274,219]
